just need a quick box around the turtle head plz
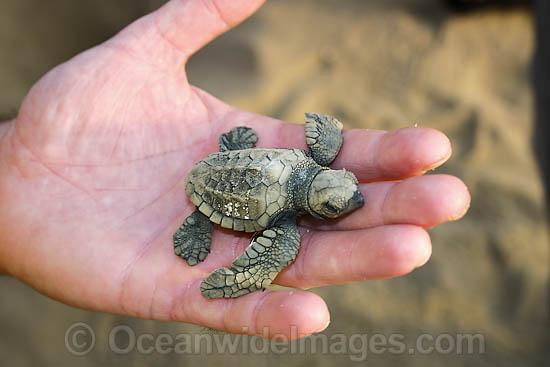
[307,169,364,219]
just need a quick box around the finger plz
[193,223,431,290]
[123,232,330,340]
[169,279,330,339]
[300,174,470,231]
[166,223,424,338]
[220,112,452,182]
[115,0,266,66]
[277,225,432,289]
[335,127,452,182]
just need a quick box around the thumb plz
[112,0,266,67]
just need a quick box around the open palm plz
[0,0,469,339]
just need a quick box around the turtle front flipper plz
[219,126,258,151]
[305,112,344,166]
[200,218,300,299]
[174,210,213,266]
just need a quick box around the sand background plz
[0,0,548,365]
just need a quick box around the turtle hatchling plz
[174,113,364,299]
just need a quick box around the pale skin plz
[0,0,470,339]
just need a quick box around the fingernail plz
[422,146,452,172]
[314,315,331,333]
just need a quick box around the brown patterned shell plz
[185,148,313,232]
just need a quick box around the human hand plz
[0,0,469,339]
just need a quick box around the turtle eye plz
[324,203,338,214]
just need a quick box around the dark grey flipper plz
[219,126,258,152]
[305,112,344,166]
[200,218,300,299]
[174,210,213,266]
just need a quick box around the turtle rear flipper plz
[174,210,213,266]
[200,218,300,299]
[219,126,258,152]
[305,112,343,166]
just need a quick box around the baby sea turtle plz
[174,113,364,299]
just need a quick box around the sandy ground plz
[0,0,548,365]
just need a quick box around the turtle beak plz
[349,190,364,210]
